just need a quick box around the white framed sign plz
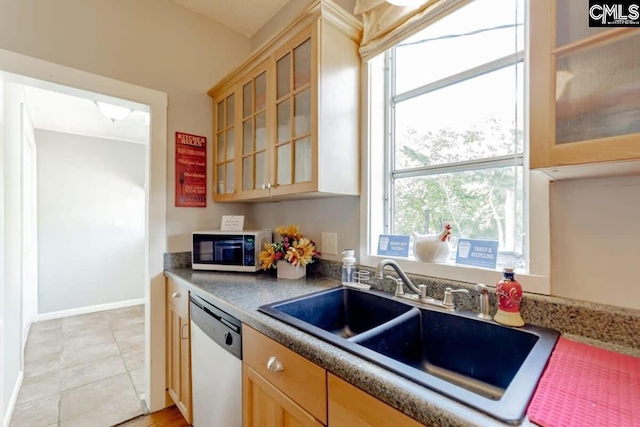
[220,215,245,231]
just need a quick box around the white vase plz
[276,260,306,280]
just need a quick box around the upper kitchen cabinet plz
[530,0,640,179]
[271,29,315,198]
[238,60,271,200]
[213,87,239,200]
[209,0,362,202]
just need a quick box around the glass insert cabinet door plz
[552,0,640,145]
[239,62,270,197]
[530,0,640,169]
[274,33,313,190]
[554,32,640,145]
[215,91,236,196]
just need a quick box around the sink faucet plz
[374,259,422,296]
[374,259,471,312]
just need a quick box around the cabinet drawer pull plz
[266,356,284,372]
[172,292,181,298]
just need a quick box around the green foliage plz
[393,118,523,254]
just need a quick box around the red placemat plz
[527,337,640,427]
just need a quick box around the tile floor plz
[10,305,147,427]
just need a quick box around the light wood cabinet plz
[210,0,362,202]
[213,86,239,200]
[242,326,433,426]
[328,374,425,427]
[166,278,192,424]
[530,0,640,178]
[270,27,315,197]
[242,326,327,425]
[243,364,324,427]
[238,60,271,199]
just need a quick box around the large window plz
[382,0,525,269]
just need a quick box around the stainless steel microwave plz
[192,230,272,272]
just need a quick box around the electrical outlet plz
[321,232,338,255]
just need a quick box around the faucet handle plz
[418,284,428,301]
[385,275,404,295]
[443,287,469,310]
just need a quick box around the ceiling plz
[171,0,291,37]
[24,86,150,145]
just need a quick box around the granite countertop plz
[165,268,538,427]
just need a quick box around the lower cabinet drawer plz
[243,326,327,424]
[166,278,189,317]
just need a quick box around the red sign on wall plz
[175,132,207,208]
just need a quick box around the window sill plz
[359,253,550,294]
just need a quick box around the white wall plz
[550,175,640,310]
[1,80,28,423]
[248,196,361,262]
[0,0,253,252]
[35,130,146,314]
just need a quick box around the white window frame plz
[359,2,551,294]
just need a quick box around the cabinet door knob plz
[266,356,284,372]
[172,292,181,298]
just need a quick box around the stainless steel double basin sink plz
[259,287,559,424]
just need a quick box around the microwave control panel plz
[243,235,255,266]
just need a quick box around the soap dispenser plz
[493,267,525,327]
[341,249,356,285]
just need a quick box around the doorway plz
[0,48,168,426]
[9,76,149,426]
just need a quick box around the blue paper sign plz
[455,239,499,269]
[377,235,410,257]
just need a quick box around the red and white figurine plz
[493,267,525,327]
[412,224,452,263]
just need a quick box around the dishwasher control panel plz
[190,293,242,359]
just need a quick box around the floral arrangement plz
[259,225,320,270]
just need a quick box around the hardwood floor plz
[117,406,190,427]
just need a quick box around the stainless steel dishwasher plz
[190,293,242,427]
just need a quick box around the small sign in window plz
[455,239,499,269]
[377,235,410,257]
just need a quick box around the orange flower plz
[259,242,278,270]
[275,225,302,240]
[284,238,316,267]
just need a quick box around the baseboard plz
[2,370,23,427]
[37,298,145,322]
